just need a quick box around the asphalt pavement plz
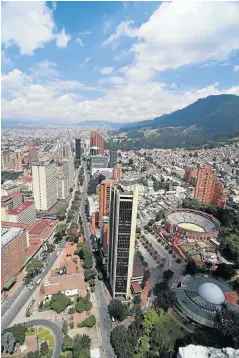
[24,319,63,358]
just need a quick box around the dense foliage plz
[61,334,91,358]
[108,299,129,322]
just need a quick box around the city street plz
[81,162,116,358]
[1,168,80,331]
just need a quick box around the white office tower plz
[62,156,74,190]
[57,174,69,200]
[32,161,58,211]
[108,184,139,299]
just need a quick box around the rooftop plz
[1,227,23,248]
[1,192,22,204]
[1,180,19,190]
[8,201,34,216]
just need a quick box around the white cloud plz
[171,83,178,89]
[234,65,239,72]
[100,67,114,75]
[2,68,238,123]
[2,2,71,55]
[104,2,239,82]
[76,37,84,47]
[30,60,60,78]
[56,28,71,48]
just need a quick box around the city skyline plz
[2,1,239,123]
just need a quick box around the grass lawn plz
[158,311,186,349]
[38,328,55,348]
[26,327,36,336]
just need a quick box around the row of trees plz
[75,242,93,270]
[25,258,43,285]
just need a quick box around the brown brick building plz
[1,227,25,290]
[90,131,105,154]
[194,164,227,208]
[99,179,115,224]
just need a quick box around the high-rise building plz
[28,142,39,165]
[99,180,115,224]
[1,192,23,221]
[1,226,25,290]
[75,138,81,160]
[108,184,139,299]
[32,161,57,211]
[90,147,99,156]
[15,149,23,171]
[194,164,227,208]
[90,155,108,172]
[109,150,117,167]
[63,156,74,189]
[113,163,122,182]
[57,174,69,200]
[1,151,11,170]
[184,167,198,185]
[90,131,105,154]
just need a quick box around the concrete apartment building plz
[109,149,117,168]
[62,156,74,189]
[90,131,105,154]
[57,174,69,200]
[108,184,139,299]
[99,179,115,224]
[194,164,227,208]
[1,221,29,250]
[90,155,108,173]
[7,201,36,227]
[1,226,25,290]
[15,149,23,171]
[32,161,58,211]
[1,192,23,221]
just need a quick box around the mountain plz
[108,94,239,150]
[120,94,239,135]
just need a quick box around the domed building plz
[174,275,239,327]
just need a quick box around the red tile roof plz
[224,292,239,306]
[1,221,28,230]
[28,219,57,240]
[8,201,34,215]
[1,192,22,203]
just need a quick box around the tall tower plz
[32,161,57,211]
[99,179,115,224]
[75,139,81,160]
[28,143,39,165]
[15,149,23,171]
[62,156,74,190]
[108,184,139,299]
[90,131,105,154]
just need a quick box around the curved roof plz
[198,282,225,305]
[166,209,220,234]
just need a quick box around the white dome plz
[198,282,225,305]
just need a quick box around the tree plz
[84,315,96,327]
[40,341,49,356]
[111,326,135,358]
[3,323,27,344]
[2,332,16,353]
[214,263,237,281]
[62,335,74,351]
[75,300,85,313]
[84,300,92,311]
[108,299,129,322]
[163,269,174,280]
[98,271,103,280]
[50,292,71,313]
[58,207,66,220]
[148,219,155,226]
[129,158,133,165]
[143,309,160,335]
[184,260,198,276]
[27,351,40,358]
[84,269,97,281]
[26,258,43,279]
[62,321,68,335]
[153,281,175,311]
[216,305,239,348]
[220,234,239,264]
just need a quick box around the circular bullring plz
[164,209,220,240]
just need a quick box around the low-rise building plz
[7,201,36,227]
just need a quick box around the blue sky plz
[1,1,239,123]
